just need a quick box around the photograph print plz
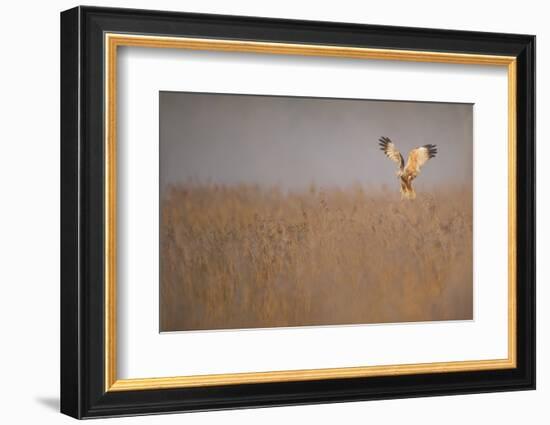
[159,92,473,332]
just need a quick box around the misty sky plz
[160,91,472,191]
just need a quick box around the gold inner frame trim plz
[104,33,518,392]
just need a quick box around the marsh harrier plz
[378,136,438,200]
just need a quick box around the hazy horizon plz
[160,91,473,192]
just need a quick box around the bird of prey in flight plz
[378,136,438,200]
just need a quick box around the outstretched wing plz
[378,137,404,171]
[405,144,437,176]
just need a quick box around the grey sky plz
[160,91,472,191]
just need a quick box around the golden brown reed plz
[160,183,473,331]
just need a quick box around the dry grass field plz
[160,184,473,331]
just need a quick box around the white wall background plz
[0,1,544,423]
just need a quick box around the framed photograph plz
[60,6,535,419]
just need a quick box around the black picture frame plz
[61,5,535,419]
